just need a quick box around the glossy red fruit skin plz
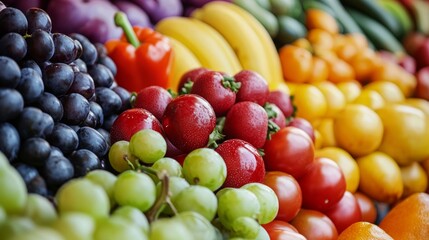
[323,191,362,234]
[415,66,429,101]
[266,90,294,118]
[133,86,173,121]
[234,70,269,106]
[287,117,315,143]
[415,39,429,70]
[215,139,265,188]
[177,67,208,93]
[269,104,287,129]
[298,157,346,212]
[264,127,314,179]
[190,71,237,116]
[162,94,216,153]
[223,101,268,148]
[110,108,163,144]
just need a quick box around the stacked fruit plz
[0,5,132,197]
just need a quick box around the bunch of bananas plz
[154,1,284,92]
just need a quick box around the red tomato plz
[263,171,302,222]
[354,191,377,223]
[323,191,362,233]
[287,117,316,143]
[298,157,346,212]
[268,229,307,240]
[291,209,338,240]
[262,220,299,233]
[264,127,315,179]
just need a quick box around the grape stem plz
[114,11,140,48]
[145,170,177,222]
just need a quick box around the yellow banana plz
[167,37,202,92]
[209,1,285,90]
[192,4,273,87]
[155,17,242,75]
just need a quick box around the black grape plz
[26,29,54,63]
[61,93,90,125]
[95,42,107,57]
[0,32,27,61]
[72,58,87,73]
[0,7,28,36]
[112,86,131,112]
[16,68,44,104]
[82,111,97,128]
[87,64,114,88]
[98,56,117,76]
[76,126,108,158]
[25,8,52,34]
[47,123,78,155]
[0,122,20,161]
[97,128,110,147]
[0,56,21,88]
[41,154,74,187]
[13,162,48,196]
[0,88,24,122]
[102,114,117,131]
[70,33,97,65]
[95,87,122,116]
[33,92,63,122]
[68,72,95,99]
[43,63,74,96]
[89,101,104,128]
[27,175,48,196]
[69,149,101,177]
[50,33,80,64]
[20,60,42,76]
[16,107,54,140]
[19,137,51,166]
[13,162,39,184]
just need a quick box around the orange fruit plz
[279,45,313,83]
[316,147,360,193]
[371,63,417,97]
[326,57,355,83]
[379,192,429,239]
[400,161,428,198]
[333,104,384,157]
[307,56,329,83]
[350,49,381,83]
[307,29,335,51]
[357,151,403,203]
[305,9,339,34]
[338,221,393,240]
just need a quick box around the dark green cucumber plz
[347,8,404,54]
[340,0,404,39]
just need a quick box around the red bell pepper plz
[105,12,174,92]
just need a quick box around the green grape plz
[176,211,217,240]
[112,206,149,235]
[108,140,138,173]
[0,216,35,239]
[156,176,189,215]
[0,152,9,169]
[0,206,6,225]
[151,157,183,178]
[241,183,279,224]
[149,217,193,240]
[172,185,217,221]
[129,129,167,164]
[113,170,156,212]
[0,165,27,214]
[255,226,270,240]
[217,188,260,229]
[56,178,110,219]
[51,212,95,240]
[229,216,260,239]
[182,148,226,191]
[215,187,234,198]
[9,227,64,240]
[22,194,57,225]
[85,170,118,208]
[93,217,147,240]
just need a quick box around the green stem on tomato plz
[114,11,140,48]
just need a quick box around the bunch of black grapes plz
[0,3,132,197]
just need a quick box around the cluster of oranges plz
[277,8,429,239]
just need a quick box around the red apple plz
[415,66,429,100]
[398,55,417,74]
[402,32,427,56]
[414,39,429,69]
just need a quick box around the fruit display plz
[1,0,429,240]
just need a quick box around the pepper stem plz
[114,11,140,48]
